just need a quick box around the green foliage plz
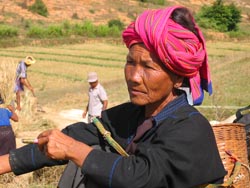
[228,30,250,39]
[89,9,95,14]
[46,25,64,37]
[138,0,165,5]
[26,20,123,38]
[27,24,68,38]
[72,21,95,37]
[107,26,121,37]
[0,25,18,38]
[95,25,110,37]
[195,0,241,32]
[27,26,46,38]
[108,19,125,30]
[28,0,48,17]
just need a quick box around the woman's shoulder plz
[159,104,210,129]
[106,102,141,115]
[175,104,203,117]
[102,102,143,127]
[0,107,11,117]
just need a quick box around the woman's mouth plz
[129,88,146,96]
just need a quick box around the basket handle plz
[200,151,244,188]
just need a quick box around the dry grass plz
[0,165,65,188]
[1,41,250,117]
[0,59,16,105]
[198,41,250,120]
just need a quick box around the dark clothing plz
[9,94,226,188]
[0,126,16,155]
[0,108,16,155]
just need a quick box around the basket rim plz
[211,122,245,127]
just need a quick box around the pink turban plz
[122,6,212,105]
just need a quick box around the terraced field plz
[0,40,250,188]
[0,40,249,120]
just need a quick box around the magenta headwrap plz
[122,6,212,105]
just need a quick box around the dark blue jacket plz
[9,94,226,188]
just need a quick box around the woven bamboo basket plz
[212,123,250,188]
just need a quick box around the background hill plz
[1,0,250,30]
[0,0,250,24]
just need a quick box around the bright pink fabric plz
[122,6,212,105]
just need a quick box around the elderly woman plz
[0,6,226,188]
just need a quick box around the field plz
[0,40,250,187]
[1,40,249,119]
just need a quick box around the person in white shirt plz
[82,72,108,123]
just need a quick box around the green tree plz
[108,19,125,30]
[196,0,241,32]
[28,0,48,17]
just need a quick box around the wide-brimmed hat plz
[24,56,36,65]
[87,72,98,82]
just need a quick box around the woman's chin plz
[130,97,147,106]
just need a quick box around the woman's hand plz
[37,129,93,166]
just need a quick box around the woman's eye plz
[144,63,155,69]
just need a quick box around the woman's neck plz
[145,94,177,118]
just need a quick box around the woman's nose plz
[128,66,143,83]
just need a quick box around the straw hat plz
[87,72,98,82]
[24,56,36,65]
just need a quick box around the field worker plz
[0,6,226,188]
[14,56,36,111]
[0,97,18,155]
[82,72,108,123]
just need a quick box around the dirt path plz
[43,107,87,130]
[15,107,87,148]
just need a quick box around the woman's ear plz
[174,76,184,89]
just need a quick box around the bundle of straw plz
[0,59,17,105]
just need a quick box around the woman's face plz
[125,43,182,115]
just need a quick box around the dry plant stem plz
[93,118,129,157]
[22,138,38,144]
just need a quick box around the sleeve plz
[9,144,66,175]
[7,109,12,118]
[61,122,101,146]
[9,122,102,175]
[19,62,27,78]
[99,85,108,101]
[81,113,226,188]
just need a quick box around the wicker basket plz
[212,123,250,188]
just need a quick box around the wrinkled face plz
[125,43,182,109]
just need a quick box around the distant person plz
[82,72,108,123]
[0,97,18,155]
[14,56,36,111]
